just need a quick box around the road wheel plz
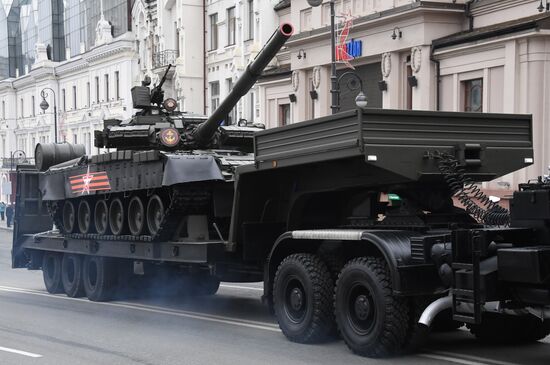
[77,200,94,234]
[42,252,63,294]
[61,254,85,297]
[109,198,126,236]
[62,201,76,233]
[273,253,335,343]
[334,257,409,357]
[469,313,550,343]
[128,196,146,236]
[147,195,165,236]
[94,200,110,235]
[83,256,117,302]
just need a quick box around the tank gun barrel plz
[193,23,294,145]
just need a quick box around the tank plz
[36,23,294,241]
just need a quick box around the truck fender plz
[263,229,418,305]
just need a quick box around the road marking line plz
[220,284,263,291]
[0,285,279,332]
[419,353,487,365]
[428,351,520,365]
[0,345,42,358]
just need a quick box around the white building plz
[260,0,550,198]
[132,0,205,114]
[206,0,280,125]
[0,18,136,202]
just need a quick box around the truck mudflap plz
[12,165,53,268]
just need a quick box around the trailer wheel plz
[469,313,550,343]
[83,256,117,302]
[42,252,64,294]
[273,253,335,343]
[334,257,409,357]
[61,254,85,298]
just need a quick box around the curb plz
[0,226,13,232]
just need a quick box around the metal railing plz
[1,157,35,169]
[153,50,178,69]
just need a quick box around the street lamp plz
[335,71,367,112]
[39,88,58,143]
[10,150,26,171]
[307,0,339,114]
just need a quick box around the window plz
[105,74,110,101]
[227,7,236,46]
[32,95,35,117]
[95,76,100,103]
[175,22,180,57]
[227,78,236,124]
[73,134,77,144]
[248,0,254,40]
[87,82,90,106]
[72,86,77,110]
[62,89,66,111]
[279,104,291,126]
[210,81,220,112]
[464,78,483,112]
[20,98,24,117]
[115,71,120,100]
[300,8,312,31]
[249,92,255,122]
[2,101,4,119]
[210,14,218,50]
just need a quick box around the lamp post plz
[10,150,26,171]
[307,0,338,114]
[39,88,58,143]
[335,71,367,112]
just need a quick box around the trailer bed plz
[253,109,533,181]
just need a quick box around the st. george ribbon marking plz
[69,167,111,195]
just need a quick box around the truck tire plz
[469,313,550,343]
[334,257,409,357]
[83,256,117,302]
[61,254,85,298]
[42,252,64,294]
[273,253,335,343]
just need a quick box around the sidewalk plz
[0,223,13,231]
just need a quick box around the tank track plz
[51,189,211,243]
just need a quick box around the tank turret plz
[95,23,294,152]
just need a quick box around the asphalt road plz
[0,229,549,365]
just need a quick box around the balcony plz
[1,157,35,170]
[152,50,179,69]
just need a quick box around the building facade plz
[260,0,550,197]
[205,0,280,125]
[132,0,205,114]
[0,6,136,202]
[0,0,132,80]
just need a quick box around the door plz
[12,165,52,268]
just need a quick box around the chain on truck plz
[11,21,550,358]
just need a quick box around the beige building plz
[260,0,550,195]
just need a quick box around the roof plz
[274,0,290,11]
[433,13,550,49]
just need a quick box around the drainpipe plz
[203,0,207,115]
[466,0,474,31]
[430,46,441,111]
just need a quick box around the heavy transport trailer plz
[11,108,550,357]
